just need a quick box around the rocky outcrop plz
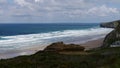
[101,20,120,48]
[44,42,85,52]
[100,20,120,28]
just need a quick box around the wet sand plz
[0,38,104,59]
[0,45,48,59]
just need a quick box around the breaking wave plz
[0,27,113,50]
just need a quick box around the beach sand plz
[81,38,104,50]
[0,45,48,59]
[0,38,104,59]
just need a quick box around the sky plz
[0,0,120,23]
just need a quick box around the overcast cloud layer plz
[0,0,120,23]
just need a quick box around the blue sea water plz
[0,23,99,36]
[0,23,112,51]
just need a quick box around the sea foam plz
[0,27,113,50]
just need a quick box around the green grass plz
[0,47,120,68]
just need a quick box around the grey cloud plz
[0,0,119,23]
[12,14,32,17]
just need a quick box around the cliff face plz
[101,20,120,48]
[100,20,120,28]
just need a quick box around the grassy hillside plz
[0,47,120,68]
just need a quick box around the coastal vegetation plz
[0,42,120,68]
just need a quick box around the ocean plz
[0,23,112,52]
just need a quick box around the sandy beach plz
[81,38,104,50]
[0,38,104,59]
[0,45,48,59]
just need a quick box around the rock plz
[101,30,116,48]
[100,20,120,28]
[44,42,85,52]
[101,20,120,48]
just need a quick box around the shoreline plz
[0,38,104,59]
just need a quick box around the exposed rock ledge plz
[44,42,85,52]
[101,20,120,48]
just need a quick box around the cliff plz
[100,20,120,28]
[101,20,120,48]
